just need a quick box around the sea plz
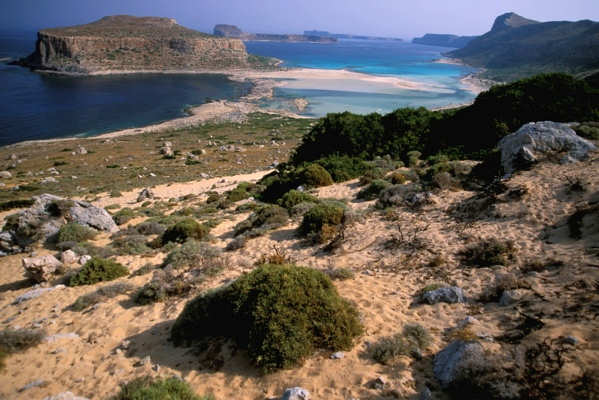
[0,30,476,146]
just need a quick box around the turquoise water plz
[245,39,477,116]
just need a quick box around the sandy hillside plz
[0,157,598,400]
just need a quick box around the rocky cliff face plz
[19,16,250,73]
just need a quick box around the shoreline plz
[6,64,487,148]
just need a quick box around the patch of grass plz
[233,205,289,237]
[68,257,128,286]
[134,270,194,305]
[323,267,355,281]
[71,282,134,311]
[56,223,97,243]
[277,190,318,210]
[369,324,431,365]
[357,179,391,201]
[462,239,516,267]
[0,329,45,371]
[111,234,152,255]
[298,202,345,243]
[111,376,212,400]
[170,264,363,373]
[161,219,210,244]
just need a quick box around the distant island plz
[303,30,403,41]
[446,12,599,80]
[14,15,278,74]
[412,34,477,48]
[214,24,337,43]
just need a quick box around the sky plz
[2,0,599,39]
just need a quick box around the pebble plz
[330,351,345,359]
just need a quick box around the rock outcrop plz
[498,121,597,175]
[433,340,486,388]
[17,15,250,74]
[22,255,64,283]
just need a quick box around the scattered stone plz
[330,351,345,359]
[14,285,66,304]
[22,254,63,283]
[281,387,310,400]
[433,340,486,388]
[48,167,60,175]
[10,153,18,161]
[42,177,58,184]
[137,187,155,202]
[134,355,152,367]
[44,332,80,343]
[458,316,479,327]
[498,121,597,175]
[499,289,526,306]
[422,287,465,304]
[18,379,47,392]
[0,170,12,179]
[42,392,90,400]
[61,250,78,264]
[76,146,88,155]
[371,376,387,390]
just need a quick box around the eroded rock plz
[22,255,63,283]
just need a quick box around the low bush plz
[113,208,136,225]
[71,282,134,311]
[162,240,225,272]
[388,172,409,185]
[574,122,599,140]
[313,155,369,182]
[111,234,152,255]
[358,168,385,186]
[462,239,516,267]
[162,219,210,244]
[226,182,259,202]
[298,202,346,243]
[0,199,34,212]
[233,205,288,237]
[56,223,97,243]
[0,328,45,371]
[135,270,194,305]
[68,257,129,286]
[369,324,431,365]
[134,221,166,236]
[277,190,319,210]
[300,163,334,187]
[170,264,362,373]
[357,179,391,201]
[323,267,355,281]
[111,376,212,400]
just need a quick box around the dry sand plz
[1,155,598,399]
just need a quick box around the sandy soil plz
[1,154,598,399]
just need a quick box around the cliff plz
[18,15,251,74]
[412,34,477,48]
[447,12,599,80]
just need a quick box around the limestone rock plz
[137,187,155,202]
[160,146,174,158]
[76,146,88,155]
[14,284,66,304]
[22,255,63,282]
[499,289,526,306]
[281,387,310,400]
[498,121,597,175]
[422,286,465,304]
[0,170,12,179]
[433,340,486,388]
[61,250,78,264]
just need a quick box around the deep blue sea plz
[0,31,251,146]
[0,32,477,145]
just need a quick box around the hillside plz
[213,24,337,43]
[412,33,477,48]
[16,15,253,74]
[447,12,599,80]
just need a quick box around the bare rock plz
[0,170,12,179]
[137,187,155,202]
[79,255,92,265]
[61,250,78,264]
[422,286,465,304]
[498,121,597,175]
[43,392,90,400]
[76,146,88,155]
[281,387,310,400]
[499,289,526,306]
[433,340,486,388]
[22,255,63,283]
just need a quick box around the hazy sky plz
[2,0,598,38]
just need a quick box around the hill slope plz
[17,15,251,74]
[447,12,599,80]
[412,34,477,48]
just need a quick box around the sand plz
[1,153,598,399]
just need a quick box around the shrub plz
[358,168,385,186]
[68,257,128,286]
[56,223,97,243]
[290,202,319,218]
[574,122,599,140]
[369,324,431,365]
[233,205,288,237]
[112,234,152,255]
[170,264,362,373]
[298,202,345,243]
[462,239,516,267]
[134,221,166,236]
[162,240,225,272]
[0,328,45,370]
[0,199,34,212]
[111,376,212,400]
[277,190,319,210]
[357,179,391,201]
[71,282,134,311]
[113,208,136,225]
[226,182,259,202]
[300,164,334,187]
[162,219,210,244]
[135,270,194,305]
[314,155,369,182]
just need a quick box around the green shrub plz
[357,179,391,200]
[0,199,34,212]
[358,168,385,186]
[112,376,211,400]
[0,328,45,370]
[300,164,334,187]
[135,271,193,305]
[68,257,128,286]
[56,223,97,243]
[369,324,431,365]
[233,205,288,237]
[462,239,516,267]
[226,182,259,202]
[314,155,369,182]
[113,208,136,225]
[112,234,152,255]
[71,282,134,311]
[134,221,166,236]
[162,240,225,272]
[277,190,319,210]
[170,264,362,372]
[298,202,345,243]
[388,172,408,184]
[162,219,210,244]
[574,122,599,140]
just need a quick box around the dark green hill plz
[447,12,599,80]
